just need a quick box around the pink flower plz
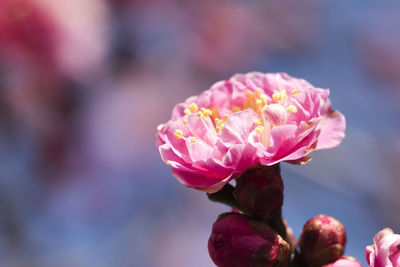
[323,257,363,267]
[0,0,108,80]
[157,72,345,193]
[366,228,400,267]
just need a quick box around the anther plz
[174,129,183,139]
[272,92,281,102]
[255,126,265,134]
[292,89,301,95]
[216,125,224,131]
[182,118,188,124]
[189,103,198,113]
[256,99,263,108]
[202,108,212,117]
[260,94,267,104]
[287,105,298,113]
[254,119,262,125]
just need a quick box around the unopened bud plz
[322,256,362,267]
[208,213,290,267]
[233,164,283,222]
[299,215,346,267]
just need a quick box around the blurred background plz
[0,0,399,266]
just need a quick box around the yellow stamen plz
[202,108,212,117]
[287,105,297,113]
[197,111,204,118]
[184,108,191,115]
[262,104,269,111]
[255,126,264,134]
[174,129,183,139]
[232,106,241,113]
[216,124,224,131]
[182,118,188,124]
[292,89,301,95]
[254,119,262,125]
[189,103,198,113]
[256,99,263,109]
[190,137,197,143]
[223,114,229,120]
[272,92,281,102]
[260,94,267,104]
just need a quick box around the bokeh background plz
[0,0,399,266]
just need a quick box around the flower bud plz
[208,213,290,267]
[322,256,362,267]
[233,164,283,222]
[299,215,346,267]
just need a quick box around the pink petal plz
[316,110,346,150]
[172,166,234,193]
[219,109,258,145]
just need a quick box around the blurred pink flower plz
[157,72,345,193]
[0,0,108,80]
[323,257,362,267]
[366,228,400,267]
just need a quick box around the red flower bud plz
[208,213,290,267]
[233,164,283,222]
[322,256,362,267]
[299,215,347,267]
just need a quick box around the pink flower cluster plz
[157,72,345,193]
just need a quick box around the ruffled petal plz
[316,110,346,150]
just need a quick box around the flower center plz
[234,89,299,147]
[176,88,301,147]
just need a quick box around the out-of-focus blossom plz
[0,0,108,80]
[299,214,347,267]
[323,256,362,267]
[208,213,290,267]
[233,164,283,222]
[366,228,400,267]
[157,72,345,193]
[0,0,109,177]
[37,0,109,79]
[0,0,58,72]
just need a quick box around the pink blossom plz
[323,256,363,267]
[0,0,108,80]
[157,72,345,193]
[366,228,400,267]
